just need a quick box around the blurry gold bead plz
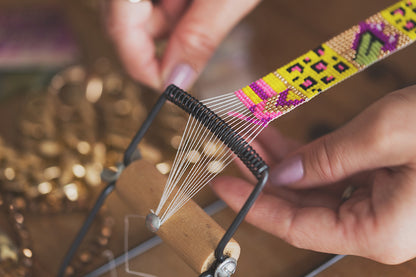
[43,166,61,180]
[170,135,182,149]
[66,65,86,83]
[101,227,112,238]
[114,99,132,116]
[72,164,86,178]
[85,77,103,103]
[104,74,123,92]
[63,183,79,201]
[85,163,102,186]
[98,236,108,246]
[79,251,91,263]
[50,74,65,91]
[155,162,170,175]
[14,213,24,224]
[65,266,75,276]
[186,150,200,163]
[139,144,162,163]
[4,168,15,181]
[39,141,61,157]
[22,248,32,258]
[13,198,26,210]
[207,160,224,174]
[38,182,53,195]
[204,142,220,156]
[77,141,91,155]
[93,143,106,164]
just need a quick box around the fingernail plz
[270,155,304,186]
[164,63,196,91]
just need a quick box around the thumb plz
[160,0,260,91]
[269,88,416,188]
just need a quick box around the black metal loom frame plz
[57,85,269,277]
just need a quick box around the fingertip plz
[117,39,162,89]
[106,0,163,89]
[160,0,260,91]
[126,57,161,89]
[163,63,197,91]
[269,154,305,187]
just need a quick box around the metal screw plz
[145,212,161,232]
[100,163,125,183]
[214,257,237,277]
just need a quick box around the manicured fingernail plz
[164,63,196,90]
[270,155,304,186]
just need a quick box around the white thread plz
[155,93,266,224]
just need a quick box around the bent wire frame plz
[58,85,269,277]
[59,0,416,275]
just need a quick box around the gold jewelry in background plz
[0,58,186,276]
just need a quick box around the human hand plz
[211,85,416,264]
[106,0,261,91]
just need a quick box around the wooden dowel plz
[116,160,240,274]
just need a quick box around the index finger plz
[107,1,161,89]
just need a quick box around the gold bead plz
[79,251,91,263]
[22,248,32,258]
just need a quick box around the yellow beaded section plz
[276,44,358,99]
[262,73,287,93]
[381,0,416,39]
[233,0,415,126]
[241,85,263,105]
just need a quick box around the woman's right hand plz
[106,0,261,91]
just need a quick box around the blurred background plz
[0,0,415,276]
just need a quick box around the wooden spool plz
[116,160,240,274]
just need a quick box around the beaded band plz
[234,0,416,126]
